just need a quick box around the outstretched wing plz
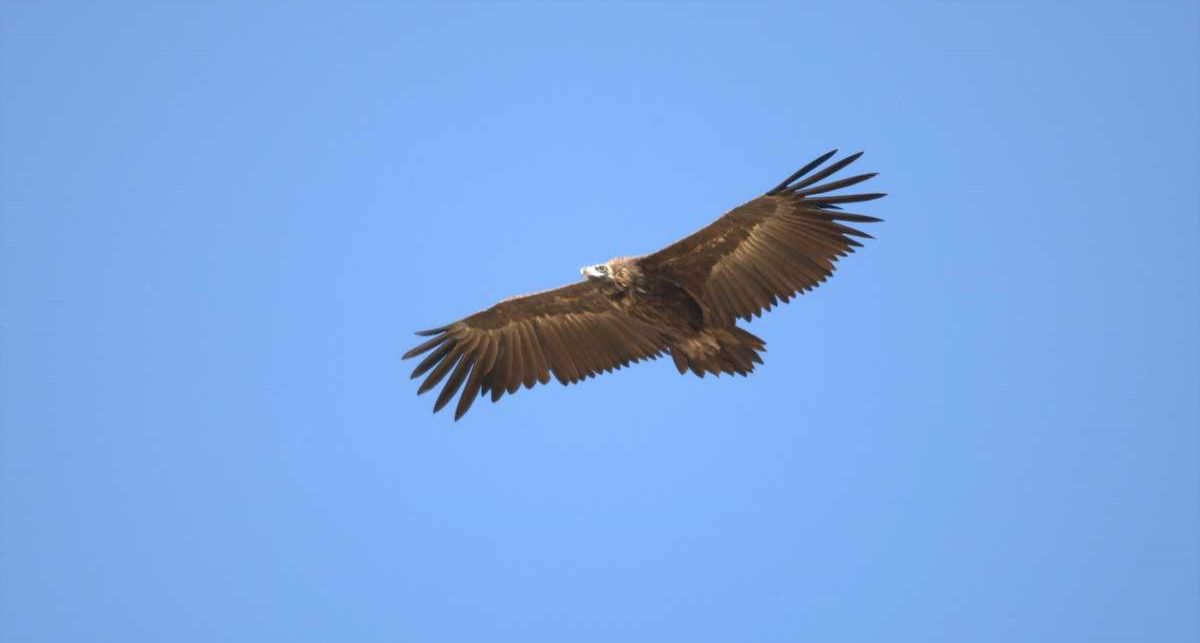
[403,281,669,420]
[639,150,884,324]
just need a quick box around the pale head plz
[580,257,639,290]
[580,261,614,281]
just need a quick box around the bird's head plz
[580,261,615,281]
[581,257,638,289]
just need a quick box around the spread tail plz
[669,327,765,377]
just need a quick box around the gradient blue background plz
[2,2,1196,641]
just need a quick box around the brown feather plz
[538,322,576,385]
[434,351,475,413]
[505,325,525,394]
[746,235,808,289]
[417,340,467,395]
[556,318,591,383]
[565,318,594,383]
[525,321,552,385]
[670,349,688,374]
[410,340,455,380]
[516,322,540,388]
[455,356,487,420]
[402,332,449,359]
[477,335,499,378]
[488,334,511,400]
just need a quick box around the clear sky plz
[1,1,1196,641]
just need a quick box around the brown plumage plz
[404,150,885,419]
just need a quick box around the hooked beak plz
[581,265,604,279]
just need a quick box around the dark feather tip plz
[796,172,877,197]
[809,192,886,205]
[788,152,864,191]
[767,149,838,195]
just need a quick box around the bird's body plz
[405,150,885,419]
[581,256,765,377]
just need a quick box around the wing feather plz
[536,321,576,385]
[517,323,541,388]
[433,335,480,413]
[455,349,488,420]
[487,332,511,401]
[402,333,450,360]
[561,316,596,380]
[404,280,667,419]
[417,341,466,395]
[788,151,864,191]
[477,336,500,381]
[639,151,883,324]
[524,321,552,385]
[504,325,525,394]
[410,341,454,380]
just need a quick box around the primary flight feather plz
[404,149,885,420]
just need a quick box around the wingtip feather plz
[766,148,839,195]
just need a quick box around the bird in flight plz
[404,150,884,420]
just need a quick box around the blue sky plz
[1,1,1196,641]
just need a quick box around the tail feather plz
[669,327,766,378]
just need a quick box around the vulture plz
[404,149,885,420]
